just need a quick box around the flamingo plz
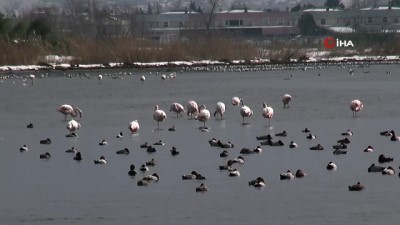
[140,75,145,83]
[129,120,140,133]
[195,104,211,128]
[66,119,81,133]
[187,100,199,119]
[240,99,253,124]
[214,102,226,119]
[170,103,185,117]
[232,97,240,106]
[350,99,363,117]
[282,94,292,108]
[168,72,176,79]
[161,74,167,80]
[29,74,35,86]
[58,104,82,121]
[153,105,167,130]
[262,102,274,126]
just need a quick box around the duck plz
[168,126,176,131]
[219,160,234,171]
[341,130,353,136]
[309,144,324,150]
[116,132,123,139]
[128,164,137,176]
[195,183,209,192]
[170,146,180,156]
[140,142,150,148]
[65,147,78,153]
[26,123,33,128]
[332,143,347,150]
[116,148,130,155]
[40,138,51,144]
[333,148,347,155]
[99,140,108,146]
[378,154,394,163]
[337,138,351,144]
[240,148,254,154]
[295,169,306,178]
[195,173,206,180]
[19,145,29,152]
[39,152,51,159]
[363,146,374,152]
[390,130,400,141]
[326,161,337,170]
[289,141,298,148]
[232,156,245,164]
[275,131,287,137]
[65,132,78,138]
[182,171,199,180]
[302,128,311,133]
[348,182,365,191]
[306,134,316,139]
[256,134,273,141]
[260,139,284,146]
[248,177,266,187]
[368,163,385,172]
[94,156,107,164]
[154,140,165,145]
[280,170,295,180]
[143,173,159,181]
[380,130,392,136]
[220,141,234,148]
[145,158,156,166]
[147,146,156,153]
[382,166,395,175]
[140,164,149,172]
[73,152,82,161]
[137,179,149,186]
[200,127,210,132]
[253,146,262,153]
[209,138,220,147]
[229,168,241,177]
[220,150,229,157]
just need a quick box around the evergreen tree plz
[298,13,317,35]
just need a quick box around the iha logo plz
[323,37,354,49]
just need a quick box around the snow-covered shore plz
[0,55,399,72]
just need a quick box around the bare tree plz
[207,0,219,30]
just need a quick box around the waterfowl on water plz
[295,169,306,178]
[195,183,209,192]
[128,164,137,176]
[73,152,82,161]
[326,161,337,170]
[368,163,385,172]
[348,182,365,191]
[170,146,180,156]
[143,173,159,181]
[40,138,51,144]
[94,156,107,164]
[20,145,29,152]
[309,144,324,150]
[248,177,266,187]
[378,154,394,163]
[140,164,149,172]
[341,130,353,136]
[145,158,156,166]
[40,152,51,159]
[99,140,108,146]
[280,170,295,180]
[116,148,130,155]
[66,147,78,153]
[363,146,374,153]
[289,141,298,148]
[27,123,33,128]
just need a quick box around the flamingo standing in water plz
[129,120,140,133]
[214,102,226,119]
[29,74,35,86]
[350,99,363,117]
[240,99,253,124]
[282,94,292,108]
[196,104,211,128]
[232,97,241,106]
[262,102,274,126]
[153,105,167,130]
[58,104,82,121]
[170,103,185,117]
[187,100,199,119]
[66,119,81,133]
[140,75,145,84]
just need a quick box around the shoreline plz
[0,55,399,73]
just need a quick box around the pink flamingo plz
[187,100,199,119]
[153,105,167,130]
[214,102,226,119]
[262,102,274,126]
[282,94,292,108]
[170,103,186,117]
[129,120,140,133]
[195,104,211,128]
[232,97,240,106]
[58,104,82,121]
[29,74,35,86]
[66,119,81,133]
[350,99,363,117]
[240,99,253,124]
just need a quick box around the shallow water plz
[1,65,400,225]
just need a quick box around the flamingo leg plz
[269,118,271,126]
[157,121,160,130]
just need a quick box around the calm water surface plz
[1,65,400,225]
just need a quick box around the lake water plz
[1,65,400,225]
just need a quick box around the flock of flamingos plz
[18,85,370,192]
